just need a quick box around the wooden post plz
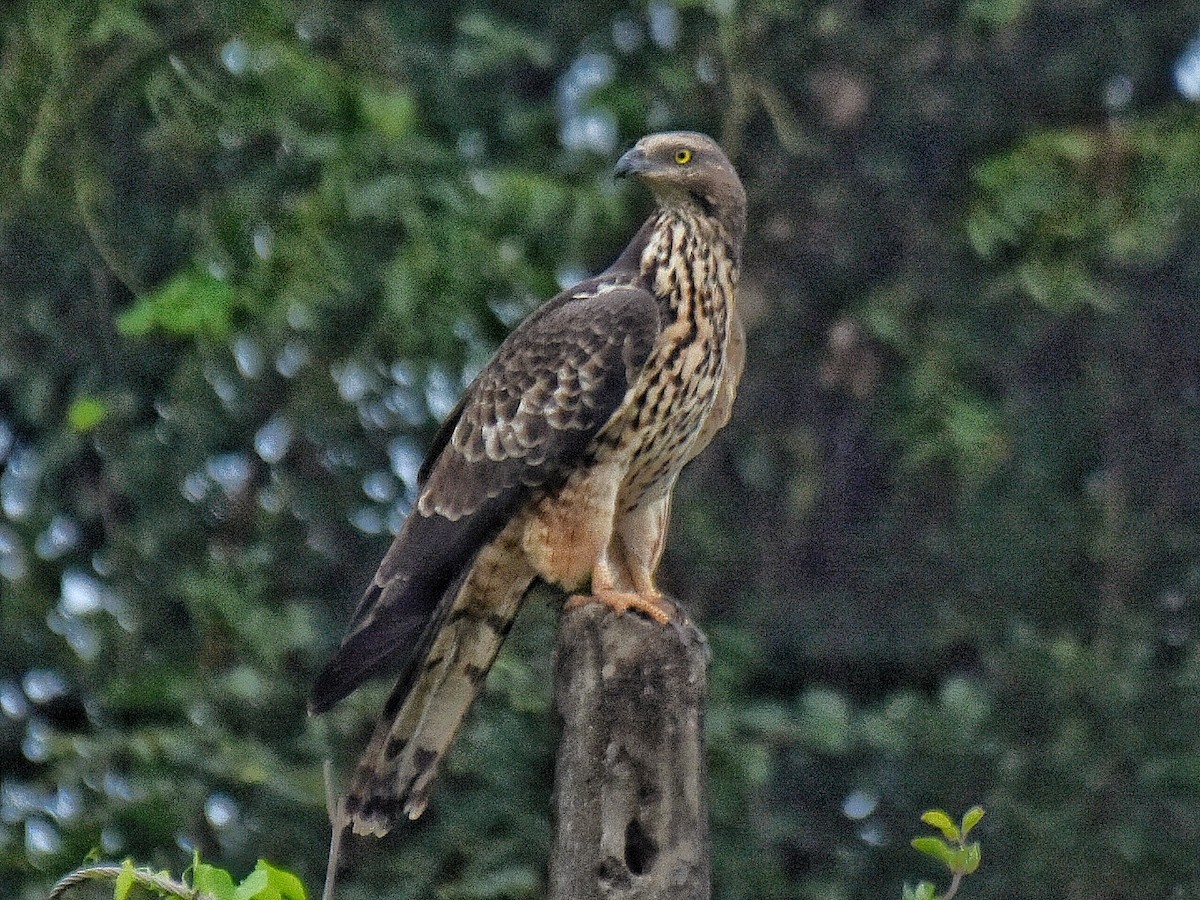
[548,601,711,900]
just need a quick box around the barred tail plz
[341,529,535,835]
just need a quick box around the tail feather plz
[340,524,534,835]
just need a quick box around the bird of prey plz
[311,131,747,837]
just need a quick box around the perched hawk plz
[311,131,746,836]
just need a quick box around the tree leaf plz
[961,805,985,836]
[911,836,956,869]
[255,860,308,900]
[964,841,983,875]
[113,859,136,900]
[920,809,960,842]
[117,268,236,338]
[193,862,238,900]
[902,882,938,900]
[233,866,269,900]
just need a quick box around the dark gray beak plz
[614,145,648,178]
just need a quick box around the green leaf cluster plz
[906,807,983,899]
[189,856,306,900]
[51,854,305,900]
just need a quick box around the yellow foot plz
[565,590,679,625]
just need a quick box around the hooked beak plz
[614,145,648,178]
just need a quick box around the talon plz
[565,590,679,625]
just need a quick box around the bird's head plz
[614,131,746,235]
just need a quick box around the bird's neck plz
[638,207,739,314]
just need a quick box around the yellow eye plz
[674,148,693,165]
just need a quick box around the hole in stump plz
[624,818,657,875]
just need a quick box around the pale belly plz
[518,344,726,591]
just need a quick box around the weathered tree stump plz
[548,600,711,900]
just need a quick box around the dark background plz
[3,1,1200,897]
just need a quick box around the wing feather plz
[310,281,659,713]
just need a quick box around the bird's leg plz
[615,493,672,595]
[565,496,680,625]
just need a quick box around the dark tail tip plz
[309,660,354,716]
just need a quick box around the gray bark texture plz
[548,601,711,900]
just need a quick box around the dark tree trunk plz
[548,601,711,900]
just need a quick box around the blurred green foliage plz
[3,1,1200,899]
